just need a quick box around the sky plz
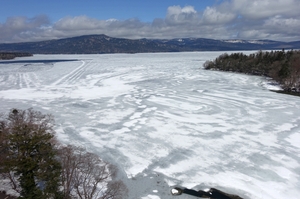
[0,0,300,43]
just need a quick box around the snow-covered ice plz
[0,52,299,199]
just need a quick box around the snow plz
[223,40,270,44]
[223,40,246,43]
[0,52,300,199]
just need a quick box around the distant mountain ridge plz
[0,34,299,54]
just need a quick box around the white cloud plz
[181,6,197,14]
[165,5,199,25]
[265,15,300,30]
[202,7,236,24]
[264,15,300,37]
[0,15,49,42]
[55,16,104,30]
[0,1,300,43]
[237,30,271,40]
[232,0,300,19]
[167,5,196,16]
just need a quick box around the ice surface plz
[0,52,300,199]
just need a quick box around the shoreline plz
[0,52,33,60]
[272,90,300,96]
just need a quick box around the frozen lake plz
[0,52,299,199]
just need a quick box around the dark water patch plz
[0,59,79,64]
[70,102,89,108]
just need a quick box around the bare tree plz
[0,112,8,168]
[0,115,20,192]
[290,53,300,88]
[0,172,20,192]
[101,180,128,199]
[58,145,127,199]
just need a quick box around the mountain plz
[0,34,299,54]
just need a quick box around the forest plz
[204,50,300,94]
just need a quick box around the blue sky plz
[0,0,217,22]
[0,0,299,43]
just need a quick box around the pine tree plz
[0,109,63,199]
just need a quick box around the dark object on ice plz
[171,187,243,199]
[0,191,16,199]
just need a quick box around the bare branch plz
[58,145,127,199]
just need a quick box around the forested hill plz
[204,50,300,94]
[0,34,300,54]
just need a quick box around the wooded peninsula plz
[0,52,33,60]
[204,50,300,95]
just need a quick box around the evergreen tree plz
[0,109,63,199]
[278,62,291,79]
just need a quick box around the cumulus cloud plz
[0,15,49,42]
[55,16,102,30]
[202,7,236,24]
[265,15,300,31]
[0,0,300,43]
[165,5,199,25]
[232,0,300,19]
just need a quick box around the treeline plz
[0,52,33,60]
[0,109,127,199]
[204,50,300,92]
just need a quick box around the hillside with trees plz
[0,34,300,54]
[0,108,127,199]
[204,50,300,95]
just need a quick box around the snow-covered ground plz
[0,52,299,199]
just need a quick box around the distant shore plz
[0,52,33,60]
[273,90,300,96]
